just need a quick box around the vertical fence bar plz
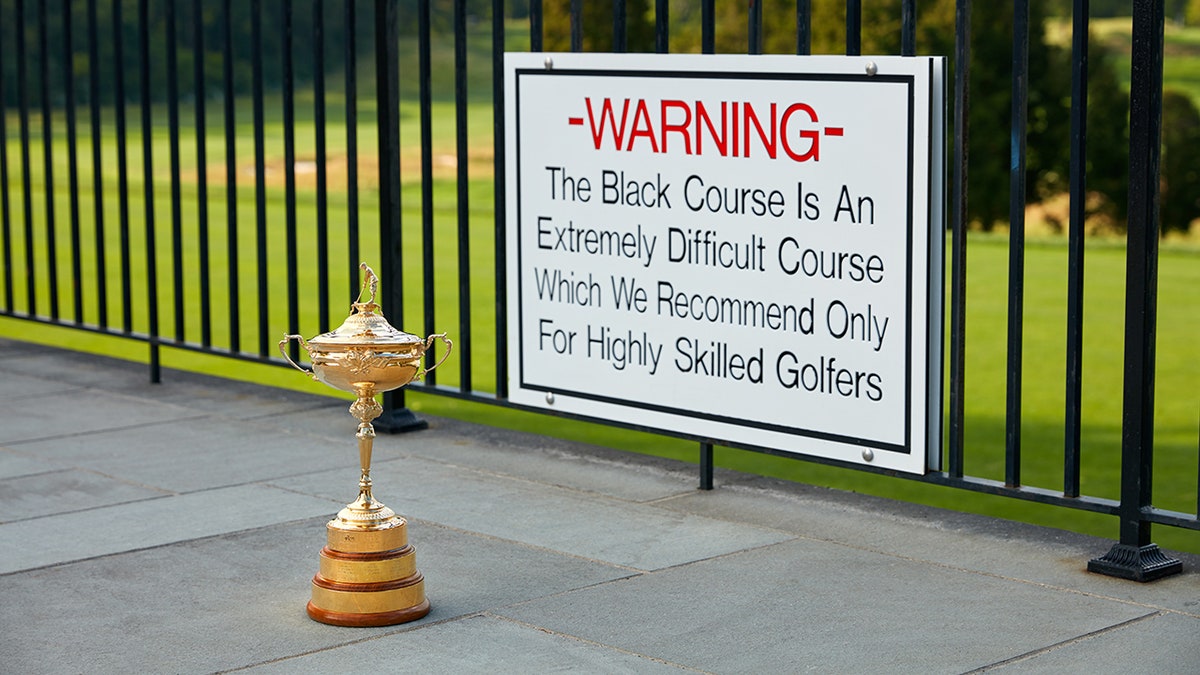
[901,0,916,57]
[284,0,300,363]
[655,0,668,54]
[493,0,508,399]
[167,0,184,341]
[796,0,811,55]
[701,0,714,54]
[1089,0,1181,582]
[846,0,861,56]
[194,0,211,348]
[63,0,84,325]
[223,0,240,352]
[17,0,34,317]
[748,0,762,55]
[114,0,132,333]
[139,0,160,382]
[0,15,10,313]
[700,442,714,490]
[375,0,423,431]
[948,0,971,478]
[87,0,107,329]
[345,0,359,302]
[314,0,330,334]
[1005,0,1029,488]
[252,0,269,357]
[1064,0,1089,498]
[530,0,542,52]
[454,0,472,391]
[570,0,582,52]
[613,0,627,53]
[377,0,401,309]
[419,0,436,384]
[39,0,59,320]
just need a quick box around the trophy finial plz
[356,262,379,307]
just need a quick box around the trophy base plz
[306,514,430,627]
[306,598,431,628]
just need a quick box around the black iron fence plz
[0,0,1195,580]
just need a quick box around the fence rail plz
[0,0,1195,581]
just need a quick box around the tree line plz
[1,0,1197,234]
[540,0,1199,235]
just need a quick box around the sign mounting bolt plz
[546,392,555,405]
[865,61,878,77]
[862,448,875,463]
[544,56,554,70]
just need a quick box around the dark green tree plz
[539,0,1136,232]
[542,0,654,53]
[1082,37,1131,225]
[1160,90,1200,233]
[0,0,379,106]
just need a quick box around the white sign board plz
[505,53,944,474]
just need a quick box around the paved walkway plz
[1,338,1197,673]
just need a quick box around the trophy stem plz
[356,420,376,504]
[348,390,384,512]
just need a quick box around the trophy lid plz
[306,264,423,348]
[308,303,422,347]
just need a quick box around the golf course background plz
[1,16,1197,555]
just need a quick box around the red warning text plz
[579,97,844,163]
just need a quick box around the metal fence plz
[0,0,1195,581]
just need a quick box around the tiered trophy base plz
[306,503,430,627]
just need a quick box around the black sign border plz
[513,66,926,457]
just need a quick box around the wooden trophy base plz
[306,515,430,627]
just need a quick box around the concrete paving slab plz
[495,538,1156,674]
[411,521,635,621]
[0,467,169,521]
[2,338,1199,673]
[10,415,359,493]
[0,368,78,399]
[242,613,695,673]
[992,611,1200,673]
[258,404,364,443]
[0,484,336,574]
[659,481,1200,616]
[113,371,345,422]
[0,343,341,421]
[0,448,66,479]
[167,399,698,504]
[0,347,160,392]
[384,416,705,503]
[273,455,793,572]
[0,388,205,445]
[0,518,632,674]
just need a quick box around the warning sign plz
[505,53,945,474]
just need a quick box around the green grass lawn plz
[1,20,1197,556]
[1061,16,1200,106]
[3,154,1197,555]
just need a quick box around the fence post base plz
[373,408,429,434]
[1088,543,1182,582]
[699,442,714,491]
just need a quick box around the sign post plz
[505,53,945,475]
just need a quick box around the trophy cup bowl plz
[280,263,450,627]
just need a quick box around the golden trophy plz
[280,262,450,627]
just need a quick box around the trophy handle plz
[279,334,314,377]
[416,333,452,380]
